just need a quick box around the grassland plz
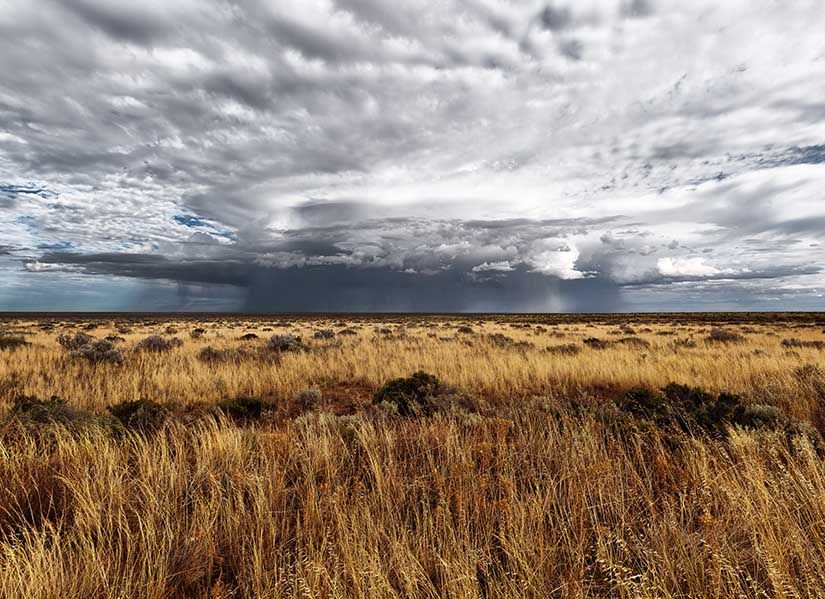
[1,313,825,598]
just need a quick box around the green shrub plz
[618,383,795,438]
[217,396,268,421]
[108,399,169,433]
[374,371,440,416]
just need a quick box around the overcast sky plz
[1,0,823,311]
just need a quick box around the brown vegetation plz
[1,313,825,598]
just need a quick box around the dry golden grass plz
[1,314,825,598]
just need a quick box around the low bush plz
[267,334,306,352]
[706,328,744,343]
[56,332,94,350]
[239,333,259,341]
[374,371,441,416]
[108,399,169,433]
[71,339,125,365]
[217,396,268,421]
[0,335,29,351]
[618,383,794,438]
[136,335,183,352]
[545,343,581,356]
[7,395,107,430]
[781,338,825,350]
[583,337,610,350]
[313,329,335,340]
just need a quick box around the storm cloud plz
[0,0,823,311]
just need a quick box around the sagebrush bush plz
[0,336,28,351]
[781,338,825,349]
[56,332,94,350]
[136,335,183,352]
[374,371,441,416]
[618,383,798,439]
[107,399,169,433]
[217,396,268,421]
[707,328,745,343]
[71,339,125,365]
[313,329,335,340]
[267,334,306,352]
[7,395,104,430]
[545,343,581,356]
[583,337,610,350]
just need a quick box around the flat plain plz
[1,313,825,598]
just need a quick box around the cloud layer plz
[1,0,823,310]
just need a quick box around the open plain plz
[1,313,825,598]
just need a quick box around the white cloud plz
[657,257,726,278]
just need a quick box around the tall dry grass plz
[0,315,824,597]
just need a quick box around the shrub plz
[293,387,323,413]
[583,337,610,350]
[546,343,581,356]
[196,346,260,364]
[615,336,651,349]
[108,399,169,433]
[190,328,206,339]
[217,396,268,421]
[456,326,474,334]
[57,332,94,350]
[781,338,825,350]
[9,395,94,428]
[71,339,125,365]
[706,328,744,343]
[0,335,29,351]
[136,335,183,352]
[165,326,178,335]
[267,334,306,352]
[374,371,440,416]
[117,326,132,334]
[618,383,793,438]
[338,328,358,336]
[239,333,259,341]
[487,333,515,347]
[313,329,335,340]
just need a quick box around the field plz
[1,313,825,598]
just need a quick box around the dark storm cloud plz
[27,249,622,312]
[53,0,171,44]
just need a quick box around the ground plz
[1,313,824,598]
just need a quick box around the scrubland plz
[1,313,825,598]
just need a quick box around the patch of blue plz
[174,215,208,228]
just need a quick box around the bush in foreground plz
[374,371,441,416]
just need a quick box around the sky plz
[0,0,824,312]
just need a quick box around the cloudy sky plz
[1,0,824,311]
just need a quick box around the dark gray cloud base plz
[0,0,824,311]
